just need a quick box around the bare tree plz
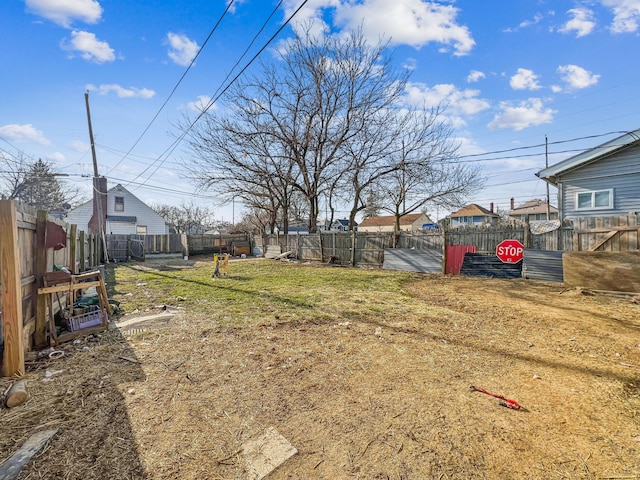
[376,115,483,232]
[182,27,481,233]
[151,200,215,234]
[183,27,410,233]
[1,155,84,212]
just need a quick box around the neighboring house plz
[508,198,559,223]
[448,203,499,228]
[536,128,640,219]
[330,219,356,231]
[66,182,168,235]
[358,213,432,233]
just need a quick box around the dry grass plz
[1,257,639,479]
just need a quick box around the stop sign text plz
[496,239,524,263]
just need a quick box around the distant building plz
[66,182,168,235]
[508,198,559,223]
[358,213,432,233]
[447,204,499,228]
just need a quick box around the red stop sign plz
[496,239,524,263]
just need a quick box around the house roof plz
[448,204,498,218]
[536,128,640,185]
[358,213,427,228]
[334,218,357,227]
[509,199,558,215]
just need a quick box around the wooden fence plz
[0,200,100,377]
[105,233,253,260]
[257,214,639,267]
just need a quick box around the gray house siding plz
[559,144,640,218]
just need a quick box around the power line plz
[106,0,238,175]
[128,0,312,189]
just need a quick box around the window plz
[575,189,613,210]
[136,225,147,234]
[114,196,124,212]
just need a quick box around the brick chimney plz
[490,202,494,213]
[88,177,107,233]
[510,197,515,210]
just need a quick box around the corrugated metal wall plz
[382,249,443,273]
[460,253,523,279]
[523,249,564,283]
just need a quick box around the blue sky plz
[1,0,640,222]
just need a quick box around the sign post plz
[496,239,524,264]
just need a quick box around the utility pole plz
[85,92,109,262]
[85,92,99,178]
[545,135,550,220]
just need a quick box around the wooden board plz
[563,251,640,292]
[0,201,25,377]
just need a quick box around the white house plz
[66,182,168,235]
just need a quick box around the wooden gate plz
[572,215,639,252]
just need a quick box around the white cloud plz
[404,82,490,127]
[46,152,66,162]
[557,64,600,89]
[519,13,543,28]
[510,68,542,90]
[225,0,246,14]
[488,98,556,131]
[62,30,115,63]
[467,70,486,83]
[559,8,596,37]
[600,0,640,33]
[0,124,51,145]
[70,140,89,152]
[504,12,544,32]
[87,84,155,98]
[283,0,474,56]
[25,0,102,28]
[186,95,216,112]
[166,32,200,66]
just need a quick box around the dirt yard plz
[1,258,639,479]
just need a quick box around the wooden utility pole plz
[84,92,108,262]
[545,135,551,220]
[85,92,99,178]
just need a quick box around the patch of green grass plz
[109,260,419,326]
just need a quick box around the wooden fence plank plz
[0,200,25,377]
[34,211,48,347]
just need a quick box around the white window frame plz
[575,188,613,211]
[114,196,125,212]
[136,225,147,235]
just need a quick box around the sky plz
[2,0,640,222]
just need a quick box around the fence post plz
[79,230,86,272]
[442,227,448,274]
[350,229,356,266]
[34,210,48,348]
[523,218,531,248]
[0,200,25,377]
[69,224,78,273]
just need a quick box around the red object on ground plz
[445,245,477,274]
[470,385,522,410]
[495,239,524,264]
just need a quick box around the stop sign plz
[496,239,524,263]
